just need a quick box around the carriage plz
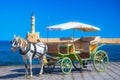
[43,22,109,74]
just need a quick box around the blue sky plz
[0,0,120,40]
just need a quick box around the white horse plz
[11,35,48,79]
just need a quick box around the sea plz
[0,41,120,66]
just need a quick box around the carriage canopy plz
[47,22,100,32]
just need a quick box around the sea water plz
[0,41,39,66]
[0,41,120,66]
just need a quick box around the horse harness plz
[20,42,47,59]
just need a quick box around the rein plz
[32,43,37,59]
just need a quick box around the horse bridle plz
[11,38,20,50]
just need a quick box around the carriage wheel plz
[93,50,109,72]
[44,64,55,73]
[72,60,82,71]
[61,57,72,74]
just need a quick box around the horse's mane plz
[18,37,27,48]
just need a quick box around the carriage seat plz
[78,41,90,59]
[47,43,75,56]
[77,36,100,59]
[47,44,59,56]
[59,44,75,54]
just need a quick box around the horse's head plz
[11,35,21,52]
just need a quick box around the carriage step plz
[83,65,87,68]
[83,65,92,68]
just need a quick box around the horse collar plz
[20,42,31,55]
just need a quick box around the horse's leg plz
[23,59,28,79]
[29,58,33,78]
[39,57,44,76]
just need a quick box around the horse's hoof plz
[30,75,33,79]
[39,74,42,77]
[24,75,28,79]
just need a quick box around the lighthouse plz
[26,13,40,42]
[31,14,35,34]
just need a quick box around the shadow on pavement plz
[0,66,91,79]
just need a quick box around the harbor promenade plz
[0,62,120,80]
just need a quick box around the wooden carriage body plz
[46,36,100,59]
[43,22,109,74]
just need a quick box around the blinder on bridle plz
[11,38,20,51]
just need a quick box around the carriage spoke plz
[101,61,106,69]
[103,55,107,60]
